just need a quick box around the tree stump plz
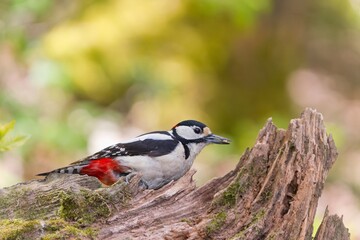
[0,108,350,239]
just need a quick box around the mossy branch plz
[0,109,350,239]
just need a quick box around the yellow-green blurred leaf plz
[0,121,29,153]
[0,120,16,141]
[0,135,30,153]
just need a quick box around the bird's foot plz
[124,172,137,184]
[120,172,147,189]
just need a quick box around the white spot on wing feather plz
[122,133,173,143]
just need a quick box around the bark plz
[314,207,350,240]
[0,108,350,240]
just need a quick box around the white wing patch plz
[84,131,177,161]
[124,132,173,143]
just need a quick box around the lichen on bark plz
[0,108,350,240]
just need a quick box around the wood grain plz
[0,108,349,240]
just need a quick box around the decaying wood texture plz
[0,108,350,239]
[314,207,350,240]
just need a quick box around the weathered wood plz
[0,108,350,239]
[314,207,350,240]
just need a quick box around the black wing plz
[71,133,179,165]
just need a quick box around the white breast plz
[116,142,207,189]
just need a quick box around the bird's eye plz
[194,127,202,134]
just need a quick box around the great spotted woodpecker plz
[37,120,230,189]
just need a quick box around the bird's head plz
[171,120,231,144]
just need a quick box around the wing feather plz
[72,132,178,166]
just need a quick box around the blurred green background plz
[1,0,360,238]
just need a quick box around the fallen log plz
[0,108,350,239]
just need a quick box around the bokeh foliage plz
[0,121,28,153]
[0,0,358,176]
[1,0,360,236]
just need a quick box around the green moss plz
[267,232,277,240]
[230,231,245,240]
[213,157,274,209]
[42,224,97,240]
[0,188,30,219]
[253,209,265,222]
[180,218,191,225]
[0,188,63,220]
[205,211,227,236]
[219,181,242,207]
[96,184,132,207]
[42,219,97,239]
[229,209,267,239]
[180,218,198,226]
[0,219,39,240]
[260,189,273,202]
[0,218,97,240]
[58,190,110,225]
[0,176,135,239]
[213,172,250,208]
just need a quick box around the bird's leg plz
[124,172,148,189]
[124,172,137,184]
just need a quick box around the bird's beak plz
[205,134,231,144]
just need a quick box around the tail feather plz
[36,171,52,176]
[37,165,84,176]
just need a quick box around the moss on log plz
[0,108,350,239]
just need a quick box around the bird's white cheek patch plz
[176,126,198,139]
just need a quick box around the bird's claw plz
[123,173,148,189]
[124,172,136,184]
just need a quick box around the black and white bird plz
[38,120,230,189]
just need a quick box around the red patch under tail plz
[79,158,130,185]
